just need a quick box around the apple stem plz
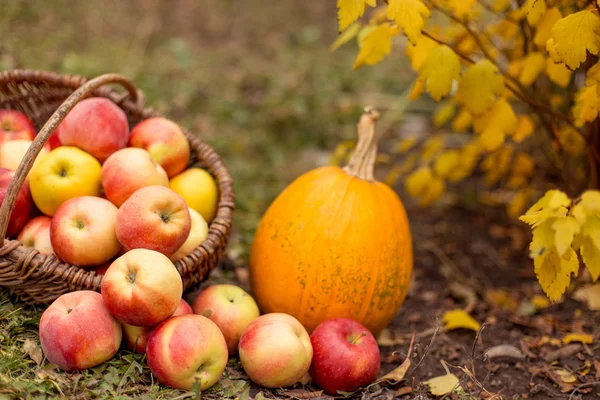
[351,332,367,345]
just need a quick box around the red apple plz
[17,216,53,255]
[192,284,260,355]
[238,313,313,388]
[309,318,380,394]
[0,110,36,144]
[0,167,32,238]
[146,314,228,391]
[101,147,169,207]
[115,186,191,256]
[122,299,193,354]
[101,248,183,327]
[92,262,112,276]
[57,97,129,162]
[128,117,190,177]
[50,196,121,267]
[39,290,122,371]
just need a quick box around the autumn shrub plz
[331,0,600,300]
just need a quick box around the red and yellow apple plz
[101,147,169,207]
[92,262,112,276]
[169,168,218,223]
[0,167,32,238]
[0,139,50,176]
[146,314,228,391]
[0,110,36,144]
[192,284,260,354]
[115,186,191,255]
[17,216,53,255]
[169,208,208,262]
[238,313,313,388]
[28,146,102,216]
[50,196,121,267]
[101,248,183,327]
[129,117,190,178]
[122,299,193,354]
[57,97,129,162]
[309,318,381,394]
[39,290,122,371]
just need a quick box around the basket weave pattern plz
[0,70,235,305]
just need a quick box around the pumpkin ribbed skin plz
[248,165,412,336]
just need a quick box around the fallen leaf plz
[442,309,481,331]
[448,281,477,305]
[562,333,593,344]
[544,344,581,362]
[573,283,600,311]
[551,367,577,384]
[376,357,411,384]
[377,329,406,347]
[254,392,268,400]
[23,339,43,365]
[277,388,328,399]
[580,360,592,376]
[484,344,525,362]
[424,372,462,396]
[594,360,600,379]
[395,386,412,396]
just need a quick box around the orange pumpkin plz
[249,108,413,336]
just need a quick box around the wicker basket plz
[0,70,235,305]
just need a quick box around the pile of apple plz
[0,99,219,270]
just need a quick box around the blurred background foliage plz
[0,0,420,262]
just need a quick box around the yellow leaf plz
[473,98,517,151]
[562,332,593,344]
[586,61,600,87]
[419,176,445,206]
[573,283,600,310]
[330,22,362,52]
[492,0,511,12]
[551,367,577,383]
[441,0,476,19]
[337,0,376,32]
[534,246,578,301]
[405,166,432,198]
[531,294,550,309]
[552,216,579,257]
[546,37,561,63]
[443,309,481,331]
[393,137,418,153]
[519,189,570,227]
[387,0,430,45]
[485,289,519,311]
[550,10,600,69]
[482,146,512,186]
[513,115,535,143]
[512,0,546,25]
[433,102,456,127]
[572,84,600,128]
[508,188,533,218]
[546,59,572,88]
[448,142,481,182]
[519,52,545,87]
[458,60,504,115]
[533,7,562,47]
[451,108,472,132]
[419,45,461,101]
[405,34,437,71]
[530,219,555,258]
[353,23,396,69]
[580,190,600,215]
[558,125,586,156]
[408,78,425,101]
[434,150,460,178]
[580,216,600,280]
[507,60,523,78]
[421,136,444,161]
[424,372,462,396]
[507,153,535,188]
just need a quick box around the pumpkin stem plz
[343,107,380,182]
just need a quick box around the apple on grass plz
[50,196,121,267]
[101,248,183,327]
[39,290,122,371]
[56,97,129,162]
[122,298,193,354]
[0,110,36,144]
[238,313,313,388]
[28,146,102,216]
[169,208,208,262]
[0,167,32,238]
[101,147,169,207]
[17,216,53,255]
[309,318,381,395]
[115,185,191,256]
[192,284,260,355]
[0,139,50,177]
[129,117,190,178]
[146,314,228,391]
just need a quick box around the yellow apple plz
[169,168,218,223]
[29,146,102,216]
[169,208,209,262]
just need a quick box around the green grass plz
[0,0,415,398]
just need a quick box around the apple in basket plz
[0,167,32,238]
[56,97,129,162]
[122,298,193,354]
[169,208,209,263]
[0,139,50,177]
[0,110,36,144]
[39,290,122,371]
[128,117,190,178]
[17,216,54,255]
